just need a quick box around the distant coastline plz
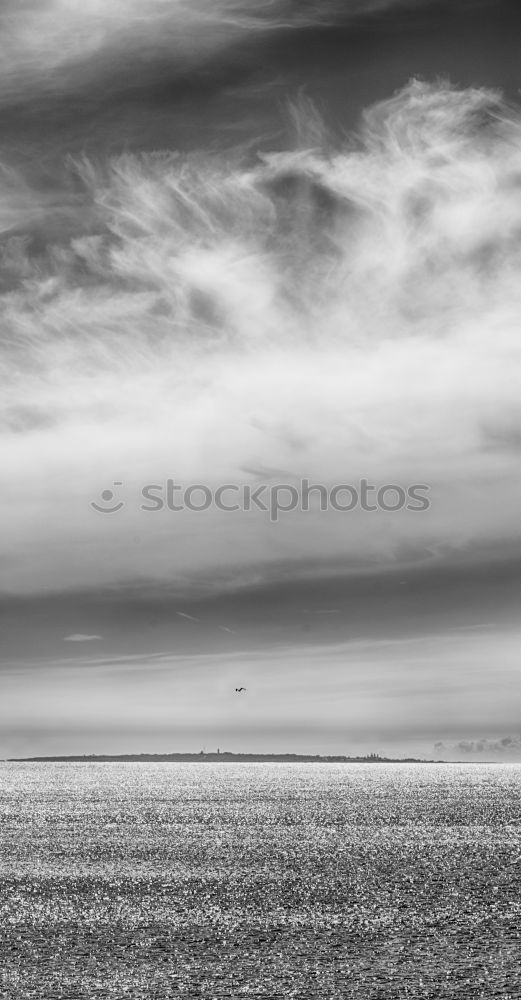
[7,752,445,763]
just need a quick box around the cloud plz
[63,634,103,642]
[0,0,436,104]
[435,735,521,755]
[457,736,521,754]
[2,80,521,595]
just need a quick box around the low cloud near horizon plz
[63,634,103,642]
[435,735,521,757]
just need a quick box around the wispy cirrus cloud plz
[0,0,438,104]
[63,634,103,642]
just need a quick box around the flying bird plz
[176,611,199,622]
[235,687,246,693]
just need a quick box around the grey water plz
[1,762,520,998]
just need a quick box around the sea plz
[1,762,520,998]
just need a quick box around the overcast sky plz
[1,0,521,759]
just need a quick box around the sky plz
[1,0,521,759]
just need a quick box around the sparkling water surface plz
[1,762,520,999]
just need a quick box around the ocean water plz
[1,763,520,998]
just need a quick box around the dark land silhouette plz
[8,752,445,763]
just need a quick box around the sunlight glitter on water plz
[1,762,520,998]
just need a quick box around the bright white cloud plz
[2,80,521,594]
